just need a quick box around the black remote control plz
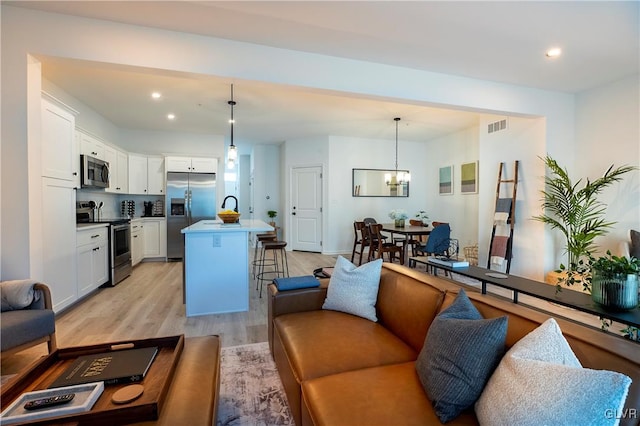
[24,393,75,410]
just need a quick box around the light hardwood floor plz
[1,250,340,375]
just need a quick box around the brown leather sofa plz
[268,263,640,426]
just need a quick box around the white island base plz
[181,219,274,317]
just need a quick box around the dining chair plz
[415,223,451,257]
[369,223,404,264]
[351,221,368,265]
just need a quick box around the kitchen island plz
[181,219,274,316]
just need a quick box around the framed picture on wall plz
[461,161,479,194]
[439,165,453,195]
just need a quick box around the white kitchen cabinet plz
[147,156,165,195]
[166,156,217,173]
[42,177,77,312]
[142,218,167,258]
[104,145,128,193]
[129,154,164,195]
[76,226,109,297]
[41,96,77,182]
[116,150,129,193]
[128,154,147,194]
[131,219,144,266]
[79,130,105,160]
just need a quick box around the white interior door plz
[291,166,322,252]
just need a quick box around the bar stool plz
[256,241,289,297]
[252,233,277,279]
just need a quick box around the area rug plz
[217,342,293,426]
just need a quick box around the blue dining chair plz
[415,223,451,257]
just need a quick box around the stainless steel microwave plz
[80,154,110,188]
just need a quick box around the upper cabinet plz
[79,131,105,160]
[166,156,217,173]
[147,157,165,194]
[41,96,78,182]
[104,145,128,194]
[129,154,164,195]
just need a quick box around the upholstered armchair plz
[1,280,57,357]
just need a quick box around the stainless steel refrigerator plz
[166,172,216,260]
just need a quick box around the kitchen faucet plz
[221,195,239,212]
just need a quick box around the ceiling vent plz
[488,118,508,134]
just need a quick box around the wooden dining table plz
[380,223,432,265]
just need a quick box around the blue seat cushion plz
[1,309,55,351]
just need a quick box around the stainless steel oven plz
[110,221,132,286]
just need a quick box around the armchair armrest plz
[267,279,329,353]
[31,283,53,310]
[32,283,57,353]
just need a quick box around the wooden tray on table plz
[1,335,185,425]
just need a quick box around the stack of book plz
[427,256,470,268]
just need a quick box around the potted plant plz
[389,209,408,228]
[267,210,277,227]
[411,210,429,226]
[588,251,639,311]
[533,155,636,289]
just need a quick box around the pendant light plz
[385,117,411,187]
[227,84,238,169]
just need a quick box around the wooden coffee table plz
[1,336,220,425]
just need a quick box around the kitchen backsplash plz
[77,190,165,219]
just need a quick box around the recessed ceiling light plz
[167,113,175,120]
[151,92,162,99]
[546,47,562,58]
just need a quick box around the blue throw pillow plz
[415,289,507,423]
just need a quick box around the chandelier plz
[227,84,238,169]
[385,117,411,187]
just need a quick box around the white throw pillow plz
[475,318,632,426]
[322,256,382,322]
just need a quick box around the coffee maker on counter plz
[143,200,165,217]
[143,201,154,217]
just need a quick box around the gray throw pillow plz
[415,289,507,423]
[0,279,37,312]
[475,318,632,426]
[630,229,640,259]
[322,255,382,322]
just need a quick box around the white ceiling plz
[11,1,639,145]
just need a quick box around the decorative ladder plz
[487,161,519,273]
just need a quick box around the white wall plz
[424,127,480,251]
[477,116,547,279]
[0,5,580,280]
[575,75,640,256]
[251,145,281,224]
[324,135,429,255]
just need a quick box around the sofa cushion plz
[322,256,382,321]
[302,361,478,426]
[416,289,507,423]
[475,318,632,426]
[274,309,416,382]
[0,309,55,351]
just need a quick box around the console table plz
[426,262,640,329]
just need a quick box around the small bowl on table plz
[218,212,241,224]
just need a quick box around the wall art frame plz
[439,165,454,195]
[460,161,479,194]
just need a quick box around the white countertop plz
[181,219,274,234]
[76,223,109,230]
